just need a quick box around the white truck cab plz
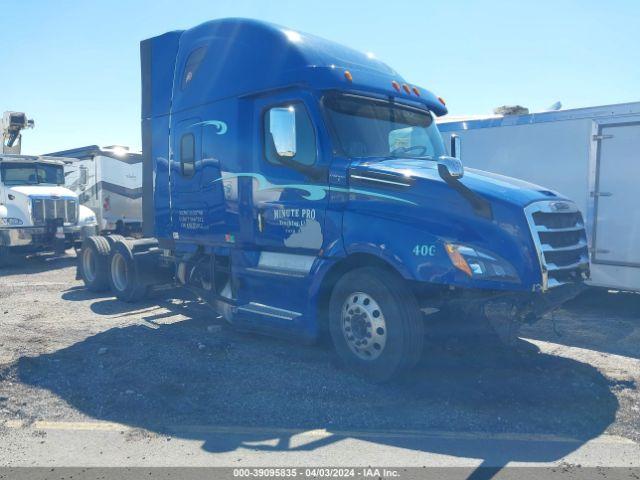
[0,154,98,266]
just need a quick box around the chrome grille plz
[525,201,590,290]
[31,198,78,226]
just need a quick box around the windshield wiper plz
[389,152,436,161]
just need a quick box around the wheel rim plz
[82,248,96,283]
[111,253,128,292]
[341,292,387,360]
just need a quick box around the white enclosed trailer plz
[48,146,143,235]
[439,102,640,291]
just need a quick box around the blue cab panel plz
[141,19,588,341]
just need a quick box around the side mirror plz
[268,107,297,160]
[438,156,464,179]
[450,134,461,159]
[266,105,326,182]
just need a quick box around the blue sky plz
[2,0,638,155]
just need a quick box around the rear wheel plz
[109,240,147,302]
[78,236,111,291]
[329,267,424,382]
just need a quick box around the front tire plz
[329,267,424,382]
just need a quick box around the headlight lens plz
[0,217,23,226]
[445,243,519,282]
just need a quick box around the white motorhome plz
[49,145,143,235]
[439,102,640,291]
[0,155,98,266]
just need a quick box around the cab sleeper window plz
[181,47,207,90]
[264,103,316,166]
[180,133,195,177]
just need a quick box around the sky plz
[2,0,639,155]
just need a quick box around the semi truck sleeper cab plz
[78,19,589,381]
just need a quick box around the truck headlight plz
[0,217,23,226]
[445,243,519,282]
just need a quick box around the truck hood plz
[349,158,563,208]
[7,185,77,199]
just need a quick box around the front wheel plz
[329,267,424,382]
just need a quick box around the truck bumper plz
[429,282,588,345]
[0,225,97,250]
[480,282,588,344]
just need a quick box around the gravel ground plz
[0,251,639,458]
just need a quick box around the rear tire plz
[105,234,126,249]
[109,240,147,303]
[78,236,111,291]
[329,267,424,382]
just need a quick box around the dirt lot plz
[0,251,639,468]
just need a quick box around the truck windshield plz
[0,163,64,186]
[324,94,446,159]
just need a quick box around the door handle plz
[591,191,613,197]
[257,210,265,233]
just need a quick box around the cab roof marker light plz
[283,29,302,43]
[438,96,446,106]
[412,86,420,96]
[391,81,401,92]
[402,84,411,94]
[344,70,353,82]
[445,244,473,277]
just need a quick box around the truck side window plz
[180,133,195,177]
[264,103,316,166]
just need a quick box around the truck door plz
[593,121,640,266]
[170,118,206,239]
[236,92,329,333]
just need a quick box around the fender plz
[342,210,453,284]
[341,209,536,292]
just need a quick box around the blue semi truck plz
[78,19,589,380]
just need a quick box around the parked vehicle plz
[48,145,143,236]
[0,112,98,266]
[439,102,640,292]
[78,19,589,380]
